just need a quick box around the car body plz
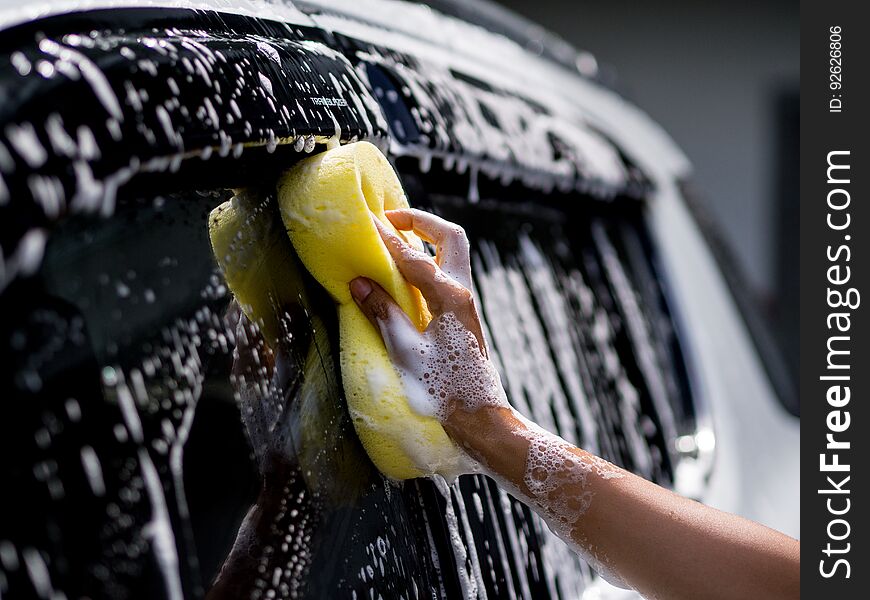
[0,1,799,598]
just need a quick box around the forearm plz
[206,502,269,600]
[592,470,799,599]
[206,456,294,600]
[444,405,800,599]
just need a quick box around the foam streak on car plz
[0,1,798,599]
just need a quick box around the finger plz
[232,310,275,382]
[223,300,242,336]
[433,297,489,359]
[385,208,473,290]
[230,310,283,473]
[372,215,464,315]
[349,277,419,362]
[372,216,484,350]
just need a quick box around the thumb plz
[349,277,418,360]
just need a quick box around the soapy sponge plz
[209,194,368,499]
[278,142,466,480]
[208,190,303,347]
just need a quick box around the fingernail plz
[350,277,373,302]
[384,209,408,226]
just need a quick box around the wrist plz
[443,404,514,439]
[443,405,530,478]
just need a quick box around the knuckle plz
[427,298,444,314]
[444,225,470,252]
[438,223,464,242]
[408,251,436,269]
[452,285,473,305]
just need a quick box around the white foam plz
[79,445,106,497]
[432,476,486,600]
[508,418,628,588]
[391,312,509,424]
[383,299,628,585]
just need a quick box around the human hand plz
[228,304,297,482]
[229,301,372,501]
[347,208,510,430]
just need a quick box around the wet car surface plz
[0,1,797,598]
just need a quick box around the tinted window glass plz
[2,179,693,599]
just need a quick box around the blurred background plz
[494,0,800,412]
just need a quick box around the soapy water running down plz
[0,2,699,599]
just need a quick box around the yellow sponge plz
[209,192,368,501]
[208,190,304,347]
[278,142,466,480]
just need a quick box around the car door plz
[0,4,702,599]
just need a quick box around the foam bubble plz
[392,312,508,423]
[385,307,626,584]
[509,420,626,587]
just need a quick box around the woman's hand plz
[348,209,510,426]
[228,304,298,481]
[347,209,800,600]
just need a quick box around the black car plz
[1,1,797,599]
